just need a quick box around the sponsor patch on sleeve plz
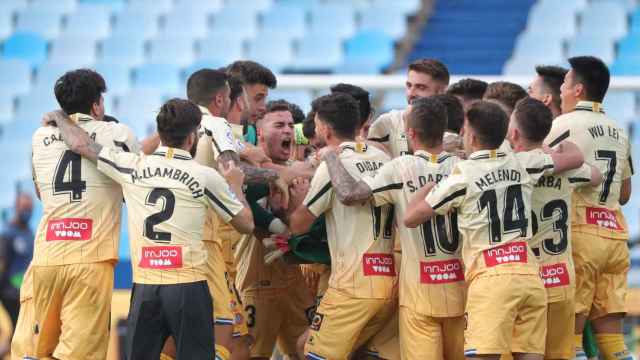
[46,218,93,241]
[139,246,183,269]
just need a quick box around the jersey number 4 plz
[53,150,87,202]
[143,188,175,242]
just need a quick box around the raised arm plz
[219,160,255,234]
[45,110,103,163]
[404,182,436,228]
[322,151,372,205]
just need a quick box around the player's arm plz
[544,140,584,174]
[620,149,633,205]
[45,110,102,162]
[405,171,467,228]
[322,149,373,205]
[367,115,391,153]
[139,132,160,155]
[404,182,437,228]
[290,163,332,235]
[214,161,255,234]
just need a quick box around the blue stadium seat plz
[125,0,173,16]
[160,7,211,40]
[174,0,223,13]
[512,31,564,60]
[112,11,159,40]
[261,5,306,39]
[49,36,97,68]
[79,0,125,12]
[616,35,640,60]
[197,34,245,65]
[94,62,131,95]
[371,0,421,16]
[277,0,318,11]
[247,32,294,73]
[610,57,640,75]
[224,0,273,14]
[113,89,163,138]
[16,9,62,39]
[0,59,31,96]
[99,35,146,67]
[149,35,195,67]
[0,90,15,124]
[567,34,615,64]
[13,92,57,136]
[603,91,636,122]
[335,30,394,74]
[526,0,582,39]
[286,33,343,73]
[268,89,313,113]
[211,7,258,40]
[0,11,13,40]
[2,32,48,67]
[34,63,74,92]
[134,63,181,93]
[60,5,113,41]
[359,6,408,39]
[579,1,628,41]
[0,0,28,16]
[309,5,355,40]
[593,0,638,11]
[28,0,77,17]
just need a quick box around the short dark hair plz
[513,97,553,143]
[568,56,610,103]
[266,99,305,123]
[483,81,528,114]
[535,65,567,111]
[156,98,202,148]
[330,83,371,126]
[313,93,360,140]
[54,69,106,115]
[431,94,463,134]
[186,69,228,107]
[446,78,488,102]
[466,101,508,149]
[227,75,244,104]
[408,59,450,85]
[226,60,277,89]
[288,102,305,124]
[302,115,316,139]
[407,97,447,147]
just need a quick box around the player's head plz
[405,97,447,152]
[508,97,553,151]
[561,56,610,114]
[257,101,294,163]
[330,83,372,136]
[13,192,33,225]
[303,109,326,151]
[54,69,107,121]
[528,65,567,118]
[186,69,231,118]
[406,59,450,104]
[483,81,527,116]
[463,100,508,154]
[313,93,360,145]
[431,94,464,134]
[156,98,202,156]
[226,60,277,123]
[446,78,488,109]
[267,99,305,124]
[227,74,249,125]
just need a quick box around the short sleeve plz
[202,168,245,223]
[205,120,238,160]
[367,114,390,144]
[565,163,593,189]
[623,142,634,180]
[96,146,139,184]
[363,160,401,207]
[544,119,571,148]
[518,151,555,182]
[425,169,467,215]
[113,123,141,154]
[303,162,333,216]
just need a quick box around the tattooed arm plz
[45,111,103,163]
[322,150,372,205]
[218,150,280,184]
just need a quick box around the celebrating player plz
[527,65,568,119]
[446,78,489,110]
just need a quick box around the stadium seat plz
[308,6,356,40]
[99,35,146,67]
[112,11,159,40]
[134,63,181,93]
[610,57,640,75]
[335,30,394,74]
[197,34,245,65]
[0,11,13,40]
[358,6,408,39]
[603,91,637,121]
[16,9,62,39]
[0,59,31,96]
[0,91,15,124]
[210,7,258,40]
[49,36,97,68]
[381,90,406,112]
[224,0,273,14]
[124,0,173,16]
[160,7,211,40]
[267,89,313,113]
[511,31,565,61]
[261,5,306,39]
[34,63,74,92]
[28,0,77,17]
[526,0,582,39]
[174,0,223,13]
[286,33,343,73]
[13,92,57,135]
[578,1,628,41]
[0,0,27,16]
[277,0,318,11]
[183,60,227,82]
[616,35,640,60]
[2,32,48,67]
[94,62,131,95]
[246,32,294,73]
[371,0,421,15]
[113,89,163,138]
[60,5,113,41]
[567,34,615,64]
[79,0,125,12]
[149,35,196,67]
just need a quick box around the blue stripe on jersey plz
[306,352,326,360]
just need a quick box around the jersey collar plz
[152,146,192,160]
[574,101,605,114]
[468,149,506,161]
[70,113,94,123]
[339,141,368,153]
[414,150,451,164]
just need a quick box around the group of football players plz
[7,54,635,360]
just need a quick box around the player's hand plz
[279,161,314,185]
[240,144,271,166]
[42,110,68,127]
[271,177,290,210]
[221,160,245,188]
[289,177,310,211]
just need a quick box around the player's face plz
[406,71,445,104]
[218,84,232,118]
[461,120,474,156]
[560,69,579,114]
[92,95,105,121]
[260,111,294,163]
[245,83,269,123]
[527,76,547,102]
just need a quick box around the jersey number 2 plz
[53,150,86,202]
[144,188,175,242]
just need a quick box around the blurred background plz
[0,0,639,356]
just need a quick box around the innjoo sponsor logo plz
[46,218,93,241]
[362,253,395,276]
[420,259,464,284]
[586,207,622,230]
[483,241,528,267]
[539,263,570,288]
[139,246,183,269]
